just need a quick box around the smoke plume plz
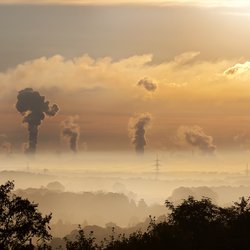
[129,113,152,154]
[0,135,12,155]
[233,132,250,150]
[137,78,157,92]
[61,116,80,153]
[16,88,59,154]
[177,126,216,154]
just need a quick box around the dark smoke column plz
[61,117,80,153]
[16,88,59,154]
[129,113,152,154]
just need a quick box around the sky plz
[1,1,250,153]
[0,0,250,7]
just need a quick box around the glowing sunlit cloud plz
[224,62,250,77]
[0,50,247,115]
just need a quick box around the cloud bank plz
[0,52,250,152]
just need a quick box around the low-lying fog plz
[1,151,250,237]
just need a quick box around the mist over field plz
[1,151,250,239]
[2,151,250,200]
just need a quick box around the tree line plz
[1,181,250,249]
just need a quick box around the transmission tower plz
[154,154,161,180]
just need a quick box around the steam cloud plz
[178,126,216,154]
[61,116,80,153]
[129,113,152,154]
[233,133,250,149]
[16,88,59,154]
[137,78,157,92]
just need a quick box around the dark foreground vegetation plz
[1,181,250,249]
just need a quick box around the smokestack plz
[16,88,59,154]
[129,113,152,154]
[61,116,80,153]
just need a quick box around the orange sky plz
[0,3,250,153]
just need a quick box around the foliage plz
[0,181,52,249]
[64,196,250,250]
[64,226,96,250]
[2,180,250,250]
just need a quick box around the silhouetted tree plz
[95,197,250,250]
[163,196,228,250]
[225,197,250,250]
[0,181,52,249]
[64,226,96,250]
[58,196,250,250]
